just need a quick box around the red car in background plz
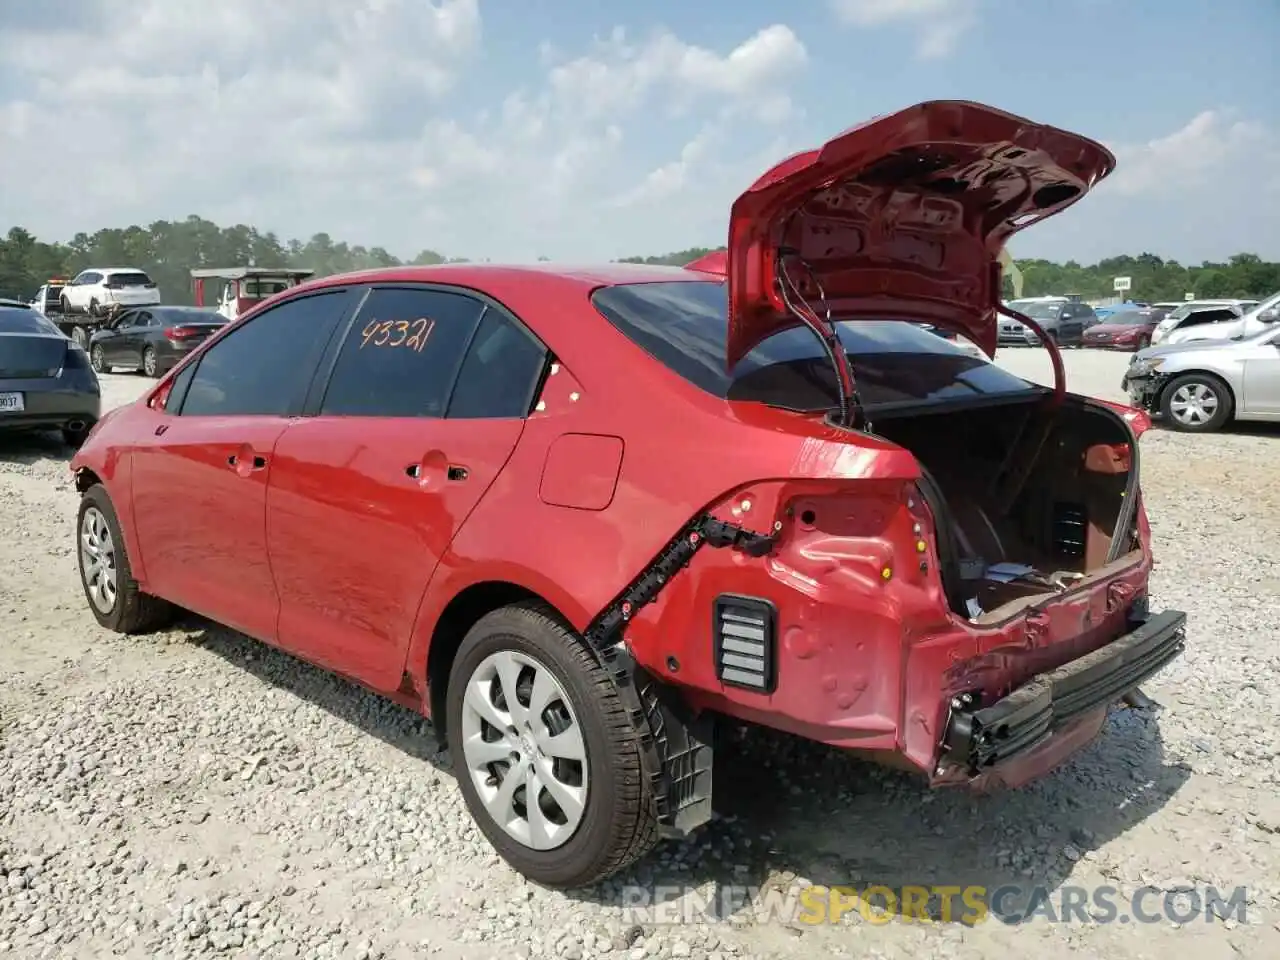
[1083,306,1170,350]
[68,100,1185,890]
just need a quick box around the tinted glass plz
[0,307,60,335]
[318,287,483,418]
[181,291,350,416]
[106,271,153,286]
[164,359,198,412]
[156,307,223,325]
[447,308,547,419]
[591,280,1035,411]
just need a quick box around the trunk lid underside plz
[724,100,1116,366]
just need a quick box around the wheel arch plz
[423,578,580,745]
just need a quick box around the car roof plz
[0,298,32,308]
[299,261,709,294]
[76,266,151,273]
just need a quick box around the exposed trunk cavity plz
[870,396,1139,622]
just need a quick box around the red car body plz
[69,100,1185,888]
[1083,308,1167,350]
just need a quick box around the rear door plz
[266,285,547,690]
[130,288,357,640]
[116,309,155,365]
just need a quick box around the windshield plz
[591,280,1037,413]
[1101,310,1152,326]
[1013,301,1064,319]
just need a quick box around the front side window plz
[590,280,1036,412]
[1180,308,1239,328]
[318,287,485,418]
[180,291,352,416]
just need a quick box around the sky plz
[1,0,1277,265]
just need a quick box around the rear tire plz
[76,484,174,634]
[90,344,110,374]
[445,603,659,888]
[1159,373,1233,433]
[142,346,159,378]
[87,299,101,318]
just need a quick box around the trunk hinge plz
[580,514,780,836]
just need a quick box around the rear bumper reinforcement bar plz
[942,608,1187,774]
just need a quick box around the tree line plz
[1,219,1276,306]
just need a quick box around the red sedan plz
[69,100,1185,889]
[1083,306,1169,350]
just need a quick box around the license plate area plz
[0,392,25,412]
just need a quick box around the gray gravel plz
[3,353,1279,959]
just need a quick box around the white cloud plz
[1104,110,1275,197]
[1016,110,1280,264]
[829,0,977,59]
[0,2,808,261]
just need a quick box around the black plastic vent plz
[712,595,777,693]
[1051,502,1087,560]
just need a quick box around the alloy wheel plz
[1169,381,1219,427]
[80,506,118,614]
[459,649,588,851]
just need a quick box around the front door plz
[1241,329,1280,417]
[267,286,546,691]
[129,287,358,641]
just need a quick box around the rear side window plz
[447,309,547,419]
[318,287,484,418]
[180,291,351,416]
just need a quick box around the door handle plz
[447,465,469,481]
[228,453,267,471]
[404,462,469,482]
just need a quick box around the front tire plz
[71,325,90,350]
[77,485,173,633]
[445,604,659,888]
[1160,373,1233,433]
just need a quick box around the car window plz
[317,287,484,418]
[1017,302,1063,320]
[590,280,1037,411]
[163,359,199,413]
[446,307,548,419]
[1180,308,1239,327]
[0,307,60,335]
[105,271,153,287]
[80,272,101,285]
[179,291,352,417]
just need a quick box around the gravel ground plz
[2,351,1278,960]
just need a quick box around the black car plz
[88,305,227,377]
[0,300,101,447]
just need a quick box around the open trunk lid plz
[724,100,1115,365]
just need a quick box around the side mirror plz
[1258,308,1279,324]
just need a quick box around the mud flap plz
[581,514,777,837]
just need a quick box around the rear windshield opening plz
[590,280,1036,414]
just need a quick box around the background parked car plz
[1123,322,1280,432]
[1150,300,1250,344]
[1082,305,1171,350]
[88,305,227,377]
[0,299,100,446]
[1162,291,1280,345]
[1013,298,1095,346]
[998,296,1065,344]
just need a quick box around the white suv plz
[60,268,161,317]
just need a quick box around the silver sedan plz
[1121,321,1280,432]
